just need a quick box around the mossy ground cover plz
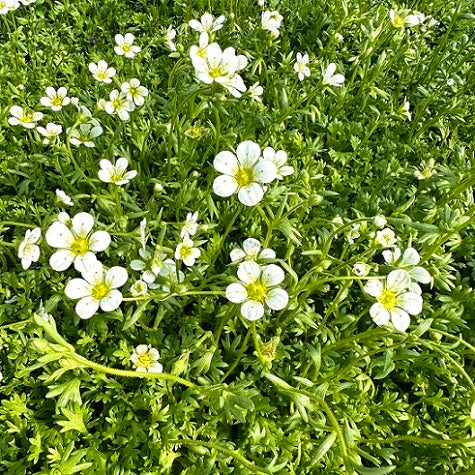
[0,0,474,473]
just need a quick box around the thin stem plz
[362,435,475,446]
[220,329,251,382]
[169,438,273,474]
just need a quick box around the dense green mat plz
[1,0,474,473]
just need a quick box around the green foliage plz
[1,0,475,473]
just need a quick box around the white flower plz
[353,262,371,277]
[120,78,149,107]
[226,261,288,321]
[89,60,116,83]
[190,42,247,97]
[382,247,431,284]
[261,10,283,36]
[175,237,201,267]
[166,25,177,51]
[46,212,111,271]
[414,159,437,180]
[130,279,148,296]
[364,270,423,332]
[262,147,294,180]
[213,140,277,206]
[373,215,387,228]
[8,106,43,129]
[55,189,74,206]
[389,8,422,28]
[36,122,62,144]
[69,122,103,147]
[248,82,264,102]
[294,52,310,81]
[398,97,411,120]
[189,13,225,33]
[98,157,137,185]
[230,238,276,263]
[159,259,185,292]
[104,89,135,120]
[131,246,167,286]
[322,63,345,87]
[18,228,41,269]
[375,228,396,247]
[180,212,199,238]
[65,260,128,319]
[40,87,70,111]
[130,344,163,373]
[345,224,361,244]
[0,0,19,14]
[114,33,141,58]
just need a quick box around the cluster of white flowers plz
[189,14,249,99]
[226,239,288,321]
[0,0,35,16]
[213,140,294,206]
[261,10,283,36]
[389,8,439,29]
[363,247,431,332]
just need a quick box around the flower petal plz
[100,289,123,312]
[266,288,288,310]
[105,266,128,288]
[242,238,261,257]
[46,222,74,248]
[226,283,248,303]
[241,300,264,321]
[363,279,383,297]
[237,261,261,285]
[253,160,277,184]
[213,175,239,197]
[72,212,94,237]
[213,151,239,174]
[402,247,420,266]
[89,231,111,252]
[65,278,91,299]
[49,249,75,271]
[386,269,410,292]
[410,266,431,284]
[236,141,261,168]
[369,303,390,326]
[75,297,100,319]
[398,292,423,315]
[390,307,411,332]
[238,183,264,206]
[230,248,246,262]
[261,264,285,286]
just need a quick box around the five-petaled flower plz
[213,140,277,206]
[18,228,41,270]
[130,344,163,373]
[114,33,141,58]
[8,106,43,129]
[364,269,423,332]
[294,52,310,81]
[121,78,149,107]
[175,237,201,267]
[226,261,289,321]
[89,60,116,83]
[98,157,137,185]
[46,212,111,271]
[40,87,71,111]
[230,238,275,263]
[65,260,128,319]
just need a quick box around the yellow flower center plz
[235,167,254,186]
[122,44,130,52]
[52,96,63,106]
[179,245,193,259]
[21,114,34,123]
[98,71,107,79]
[70,237,90,255]
[136,351,155,369]
[91,282,110,300]
[129,86,139,97]
[378,289,397,310]
[208,67,225,79]
[112,99,121,109]
[246,281,268,302]
[110,171,125,183]
[393,14,406,28]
